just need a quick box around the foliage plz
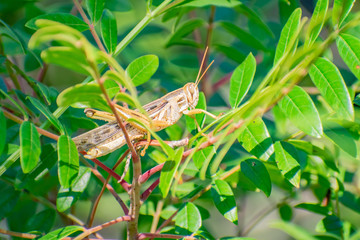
[1,0,360,239]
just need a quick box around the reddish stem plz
[141,179,160,201]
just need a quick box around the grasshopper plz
[73,48,216,159]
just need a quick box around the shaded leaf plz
[220,21,267,51]
[324,121,357,157]
[86,0,105,24]
[229,53,256,108]
[274,141,301,188]
[309,57,354,121]
[295,203,330,215]
[175,202,201,235]
[278,86,323,138]
[214,44,246,64]
[57,166,91,212]
[26,13,89,32]
[25,209,56,233]
[57,135,79,188]
[211,179,238,224]
[126,55,159,86]
[241,158,271,197]
[166,19,205,48]
[20,121,41,173]
[28,96,65,134]
[274,8,302,65]
[0,110,6,155]
[238,118,274,161]
[101,9,117,54]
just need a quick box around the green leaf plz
[193,146,215,170]
[332,0,355,27]
[175,202,201,235]
[278,85,323,138]
[185,92,206,134]
[57,135,79,188]
[126,55,159,86]
[274,141,301,188]
[220,21,267,51]
[324,121,357,157]
[274,8,302,65]
[305,0,328,46]
[279,204,293,221]
[211,179,238,224]
[86,0,105,24]
[271,221,318,240]
[159,147,184,198]
[56,83,110,112]
[339,191,360,213]
[25,209,56,233]
[337,34,360,81]
[101,9,117,54]
[25,13,89,32]
[38,226,83,240]
[114,92,136,108]
[238,118,274,161]
[166,19,205,48]
[316,215,343,236]
[309,57,354,121]
[57,166,91,212]
[241,158,271,197]
[182,0,242,7]
[0,89,29,120]
[0,110,6,155]
[41,46,94,76]
[214,44,246,64]
[229,53,256,108]
[295,203,330,215]
[0,19,27,53]
[20,121,41,173]
[0,149,20,177]
[28,96,66,134]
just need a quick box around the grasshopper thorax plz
[183,82,199,109]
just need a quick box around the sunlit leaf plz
[332,0,355,27]
[211,179,238,224]
[271,221,318,240]
[274,8,302,65]
[336,34,360,81]
[126,55,159,86]
[305,0,328,46]
[39,226,83,240]
[278,86,323,138]
[238,118,274,161]
[175,202,201,235]
[159,147,184,198]
[324,121,357,157]
[20,121,41,173]
[57,166,91,212]
[193,146,215,170]
[309,57,354,121]
[26,13,89,32]
[229,53,256,108]
[57,135,79,188]
[274,141,301,188]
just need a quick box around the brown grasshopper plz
[73,48,216,159]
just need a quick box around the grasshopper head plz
[183,82,199,109]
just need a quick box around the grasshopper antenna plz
[197,59,214,86]
[195,46,209,86]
